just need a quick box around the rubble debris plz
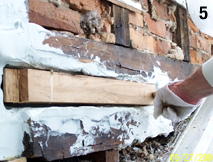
[166,43,184,60]
[119,118,191,162]
[80,10,103,37]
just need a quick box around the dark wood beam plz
[174,5,190,62]
[23,120,122,161]
[113,5,131,47]
[43,31,197,80]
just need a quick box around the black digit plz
[200,6,208,19]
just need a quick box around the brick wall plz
[188,18,213,64]
[29,0,213,64]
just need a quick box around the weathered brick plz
[63,0,105,13]
[102,19,112,33]
[129,12,144,27]
[189,32,198,49]
[101,32,116,44]
[63,0,112,35]
[141,0,149,10]
[188,18,199,33]
[142,35,156,53]
[190,49,204,64]
[206,34,213,41]
[144,13,167,38]
[197,36,211,53]
[29,0,83,34]
[130,26,171,55]
[155,39,171,55]
[129,27,144,49]
[129,27,156,53]
[190,32,211,53]
[190,49,211,64]
[152,0,170,20]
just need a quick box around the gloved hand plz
[154,83,200,122]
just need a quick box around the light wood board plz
[3,68,155,106]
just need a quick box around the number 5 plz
[200,6,208,19]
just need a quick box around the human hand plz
[153,83,200,122]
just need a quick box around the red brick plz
[129,27,144,49]
[189,32,198,49]
[63,0,105,13]
[190,32,211,53]
[165,30,172,40]
[188,18,199,33]
[129,26,171,55]
[190,49,200,64]
[102,19,112,33]
[129,12,144,27]
[101,32,115,44]
[62,0,112,34]
[144,13,167,38]
[29,0,83,34]
[197,36,211,53]
[190,49,211,64]
[155,39,171,55]
[206,34,213,41]
[142,35,157,53]
[153,0,170,20]
[129,27,156,53]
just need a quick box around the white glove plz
[154,85,200,122]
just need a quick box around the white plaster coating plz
[117,0,143,11]
[0,0,173,160]
[23,106,173,155]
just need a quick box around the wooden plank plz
[43,31,197,80]
[83,150,119,162]
[174,5,190,62]
[4,68,155,105]
[105,150,119,162]
[113,5,131,47]
[69,150,119,162]
[24,120,122,161]
[19,69,29,102]
[106,0,142,13]
[3,69,20,103]
[24,110,132,161]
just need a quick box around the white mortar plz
[0,0,173,160]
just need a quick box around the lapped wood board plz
[3,68,155,106]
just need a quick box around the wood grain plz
[43,32,197,80]
[3,69,20,103]
[174,5,190,62]
[113,5,131,47]
[105,150,119,162]
[4,68,155,106]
